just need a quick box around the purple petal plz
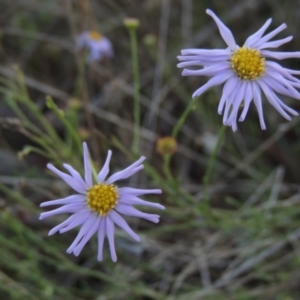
[257,36,293,50]
[231,120,238,132]
[106,156,146,184]
[226,83,247,131]
[182,62,230,77]
[267,69,300,95]
[261,50,300,60]
[59,210,91,233]
[73,216,101,256]
[252,81,266,130]
[177,59,227,68]
[97,219,106,261]
[119,195,165,210]
[266,61,300,88]
[180,49,230,56]
[226,81,247,129]
[106,217,117,262]
[261,78,298,116]
[40,194,85,207]
[277,100,298,116]
[87,51,102,62]
[178,54,229,65]
[76,32,88,50]
[280,67,300,75]
[192,70,233,98]
[218,76,239,114]
[266,61,300,84]
[206,9,236,50]
[101,37,114,57]
[258,80,292,120]
[177,60,206,68]
[97,150,112,182]
[83,142,93,187]
[222,79,242,124]
[47,163,86,194]
[244,18,272,47]
[253,24,287,48]
[48,213,80,236]
[66,213,97,253]
[107,166,144,184]
[116,204,160,223]
[39,203,85,220]
[109,210,140,241]
[263,73,300,99]
[239,82,253,122]
[119,187,162,196]
[267,65,300,91]
[63,164,87,191]
[86,38,113,62]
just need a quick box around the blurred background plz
[1,0,300,299]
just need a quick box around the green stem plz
[128,28,141,154]
[161,96,197,181]
[3,94,62,162]
[13,67,64,146]
[203,125,226,205]
[18,145,52,160]
[46,96,82,153]
[172,97,197,138]
[163,155,173,181]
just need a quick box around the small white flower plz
[178,9,300,131]
[76,31,113,62]
[39,142,164,262]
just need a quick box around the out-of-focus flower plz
[143,34,157,48]
[178,9,300,131]
[76,31,113,62]
[78,127,90,140]
[156,136,177,156]
[68,97,82,110]
[123,18,140,29]
[40,143,164,262]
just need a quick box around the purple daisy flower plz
[178,9,300,131]
[76,31,113,63]
[40,142,164,262]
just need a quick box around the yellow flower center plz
[86,183,118,216]
[230,46,265,80]
[156,136,177,156]
[89,31,102,41]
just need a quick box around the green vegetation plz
[0,0,300,299]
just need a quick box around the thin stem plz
[18,145,52,160]
[161,96,197,182]
[163,155,173,181]
[172,97,197,138]
[128,28,141,154]
[46,96,82,153]
[203,125,226,204]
